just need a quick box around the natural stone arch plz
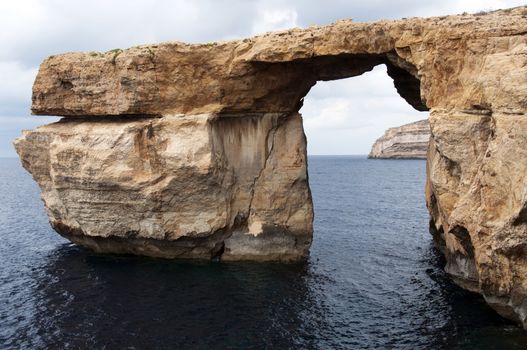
[15,8,527,327]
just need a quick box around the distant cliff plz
[368,119,430,159]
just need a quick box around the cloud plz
[0,1,260,67]
[0,62,37,116]
[256,0,526,27]
[252,7,299,34]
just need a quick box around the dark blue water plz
[1,156,526,349]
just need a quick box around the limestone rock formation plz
[369,119,429,159]
[15,7,527,327]
[16,113,312,261]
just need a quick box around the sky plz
[1,0,525,156]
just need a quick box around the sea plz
[1,156,527,349]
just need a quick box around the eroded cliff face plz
[15,7,527,327]
[426,110,527,325]
[15,113,312,261]
[369,119,429,159]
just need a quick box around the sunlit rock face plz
[369,119,429,159]
[16,7,527,326]
[15,113,312,261]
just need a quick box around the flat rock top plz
[31,7,527,117]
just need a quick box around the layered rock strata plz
[15,7,527,327]
[16,113,312,261]
[369,119,430,159]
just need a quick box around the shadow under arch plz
[230,50,430,117]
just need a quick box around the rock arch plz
[15,8,527,326]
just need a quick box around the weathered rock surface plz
[15,7,527,327]
[15,113,312,261]
[369,119,429,159]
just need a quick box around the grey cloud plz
[255,0,503,27]
[1,0,258,67]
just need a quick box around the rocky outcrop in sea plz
[369,119,429,159]
[15,7,527,327]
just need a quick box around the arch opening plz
[299,62,429,156]
[296,53,429,112]
[240,52,428,117]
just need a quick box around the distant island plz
[368,119,429,159]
